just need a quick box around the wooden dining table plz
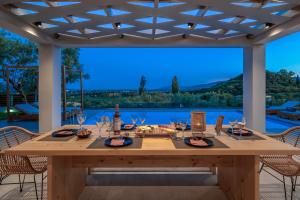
[5,125,300,200]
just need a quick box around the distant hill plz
[197,69,300,97]
[153,80,224,92]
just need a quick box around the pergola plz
[0,0,300,132]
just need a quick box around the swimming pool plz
[85,108,298,133]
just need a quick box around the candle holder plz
[191,111,206,133]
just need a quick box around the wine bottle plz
[113,104,121,135]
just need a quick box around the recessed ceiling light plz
[265,22,274,29]
[187,22,195,30]
[115,22,121,29]
[33,21,42,28]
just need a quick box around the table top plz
[6,125,300,156]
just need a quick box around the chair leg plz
[41,173,44,200]
[291,177,294,200]
[33,174,39,200]
[0,174,3,184]
[293,176,297,191]
[283,175,287,200]
[259,163,265,174]
[18,174,26,192]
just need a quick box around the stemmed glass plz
[106,117,113,138]
[139,113,147,125]
[77,112,86,130]
[180,119,188,139]
[131,114,138,126]
[229,120,237,137]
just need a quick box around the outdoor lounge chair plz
[278,110,300,121]
[32,101,79,113]
[260,126,300,200]
[267,101,300,115]
[13,103,39,120]
[0,126,47,200]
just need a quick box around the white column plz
[39,44,61,132]
[243,45,266,132]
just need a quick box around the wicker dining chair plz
[0,126,47,200]
[260,126,300,200]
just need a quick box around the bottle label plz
[113,118,121,134]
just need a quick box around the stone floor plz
[0,168,299,200]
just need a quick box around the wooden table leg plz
[47,156,87,200]
[218,155,259,200]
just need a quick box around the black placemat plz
[222,128,265,140]
[87,138,143,149]
[171,137,229,149]
[39,134,75,141]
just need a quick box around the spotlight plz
[115,22,121,30]
[54,33,60,39]
[265,22,274,29]
[246,34,254,39]
[187,22,195,30]
[33,22,42,28]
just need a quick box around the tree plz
[62,48,89,83]
[0,29,88,103]
[138,75,146,95]
[296,75,300,86]
[171,76,179,94]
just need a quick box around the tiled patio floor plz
[0,169,299,200]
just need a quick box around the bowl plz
[77,129,92,139]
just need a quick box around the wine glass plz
[238,117,246,139]
[229,120,237,137]
[77,113,86,130]
[180,119,188,139]
[139,113,146,125]
[131,114,138,126]
[106,117,113,138]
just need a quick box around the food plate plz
[227,128,253,136]
[104,137,133,147]
[52,129,78,137]
[121,124,136,131]
[184,137,214,148]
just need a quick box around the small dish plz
[227,128,253,136]
[77,129,92,139]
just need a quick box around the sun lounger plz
[267,101,300,115]
[278,110,300,120]
[13,103,39,120]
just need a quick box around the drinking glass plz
[180,119,188,139]
[139,113,147,125]
[106,117,113,138]
[77,113,86,130]
[229,120,237,137]
[96,116,106,138]
[131,114,138,126]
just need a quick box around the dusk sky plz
[73,31,300,90]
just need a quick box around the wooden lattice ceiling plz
[1,0,300,45]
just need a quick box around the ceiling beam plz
[54,33,252,48]
[0,7,54,44]
[252,14,300,44]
